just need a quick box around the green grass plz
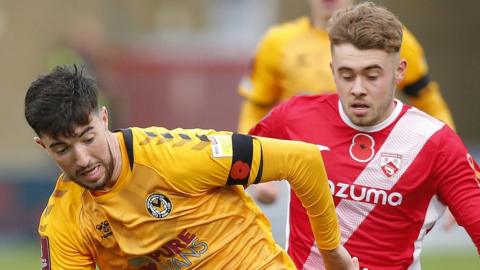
[0,241,39,269]
[0,241,477,269]
[421,249,479,270]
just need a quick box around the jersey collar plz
[338,99,403,132]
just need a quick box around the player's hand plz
[252,181,280,204]
[442,208,458,231]
[321,245,358,270]
[352,256,359,270]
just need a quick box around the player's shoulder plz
[279,93,337,111]
[401,106,460,145]
[401,26,424,54]
[129,126,221,150]
[128,126,228,165]
[39,175,87,236]
[402,105,444,126]
[262,16,310,44]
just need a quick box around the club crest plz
[146,194,172,219]
[380,153,402,177]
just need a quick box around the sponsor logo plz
[128,229,209,270]
[209,135,233,158]
[40,236,51,270]
[380,153,402,177]
[349,133,375,162]
[146,194,173,219]
[329,180,403,206]
[96,220,113,239]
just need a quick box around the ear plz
[100,106,109,129]
[34,136,47,150]
[395,58,407,84]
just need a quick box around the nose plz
[72,145,91,168]
[351,77,366,97]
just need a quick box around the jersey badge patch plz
[380,153,402,177]
[467,153,480,186]
[349,133,375,162]
[146,194,173,219]
[40,236,51,270]
[209,135,233,158]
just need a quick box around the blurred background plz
[0,0,478,268]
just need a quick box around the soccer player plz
[241,2,458,228]
[25,66,357,270]
[250,2,480,269]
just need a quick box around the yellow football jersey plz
[238,16,454,133]
[39,127,339,270]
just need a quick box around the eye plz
[54,146,69,155]
[341,74,354,81]
[366,75,378,80]
[84,136,95,144]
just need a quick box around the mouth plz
[349,102,370,116]
[78,165,102,181]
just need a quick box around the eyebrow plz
[48,126,94,149]
[337,64,383,72]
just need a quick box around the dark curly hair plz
[24,65,99,138]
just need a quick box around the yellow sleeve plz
[239,27,283,106]
[39,232,95,270]
[39,181,96,270]
[255,136,341,250]
[399,28,456,130]
[408,81,456,129]
[237,26,285,133]
[151,131,261,192]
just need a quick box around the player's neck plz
[91,131,122,196]
[108,132,122,187]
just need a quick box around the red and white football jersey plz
[250,94,480,270]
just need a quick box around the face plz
[309,0,354,20]
[331,43,406,126]
[35,107,116,191]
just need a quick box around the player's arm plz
[216,133,353,269]
[254,136,340,249]
[237,28,282,134]
[254,135,355,269]
[399,28,456,130]
[435,128,480,253]
[39,210,95,269]
[246,102,287,204]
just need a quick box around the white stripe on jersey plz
[302,108,444,270]
[407,196,447,270]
